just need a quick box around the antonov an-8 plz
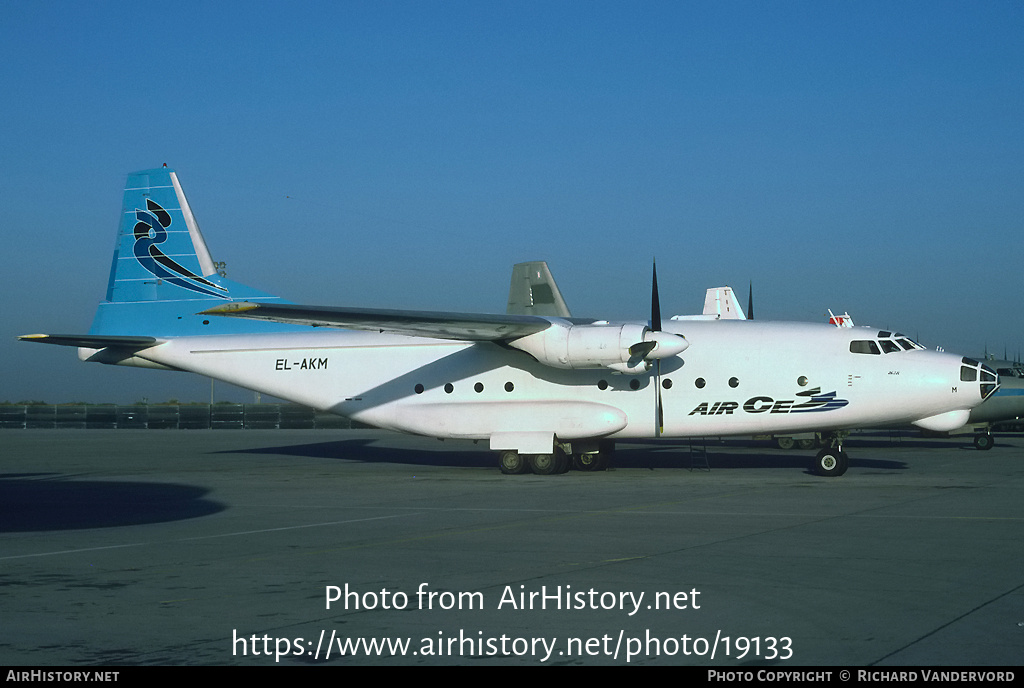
[21,167,999,477]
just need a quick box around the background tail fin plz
[506,261,572,318]
[701,286,747,320]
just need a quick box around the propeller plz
[652,260,664,436]
[625,260,688,435]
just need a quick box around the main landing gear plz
[776,436,818,450]
[498,442,614,475]
[812,433,849,477]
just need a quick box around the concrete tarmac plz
[1,429,1022,666]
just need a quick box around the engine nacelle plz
[509,322,687,374]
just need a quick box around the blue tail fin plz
[89,167,290,337]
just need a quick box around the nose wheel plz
[813,448,848,477]
[812,433,849,477]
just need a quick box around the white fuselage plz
[94,319,986,446]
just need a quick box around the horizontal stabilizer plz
[19,334,160,349]
[200,302,553,341]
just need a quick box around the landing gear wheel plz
[797,438,817,450]
[813,448,848,477]
[554,447,570,474]
[529,449,568,475]
[498,451,529,474]
[572,452,609,471]
[974,433,995,451]
[777,437,795,450]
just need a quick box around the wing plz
[198,302,554,341]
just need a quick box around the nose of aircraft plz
[961,358,1000,402]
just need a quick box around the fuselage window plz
[960,366,977,382]
[850,340,880,355]
[695,378,706,388]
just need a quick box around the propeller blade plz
[651,260,662,332]
[628,340,657,358]
[650,260,666,435]
[656,360,663,437]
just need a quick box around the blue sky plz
[3,1,1022,404]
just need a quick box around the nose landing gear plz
[813,433,849,477]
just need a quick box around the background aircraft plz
[21,168,999,477]
[957,356,1024,449]
[506,262,749,323]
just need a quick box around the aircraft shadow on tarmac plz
[6,434,999,534]
[221,439,910,473]
[0,473,224,533]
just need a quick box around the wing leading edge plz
[199,302,555,341]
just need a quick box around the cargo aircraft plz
[21,167,999,477]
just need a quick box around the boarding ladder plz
[688,437,710,471]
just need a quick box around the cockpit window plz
[852,335,926,355]
[850,340,881,355]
